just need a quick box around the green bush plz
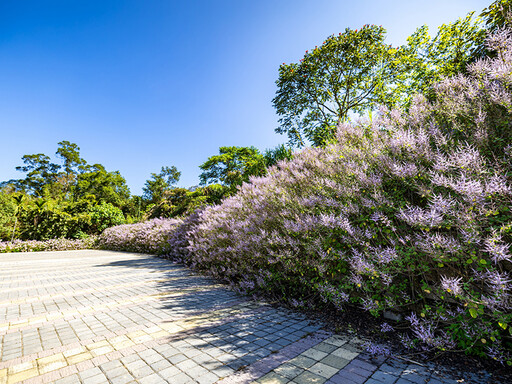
[0,192,16,240]
[89,202,125,233]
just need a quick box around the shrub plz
[98,218,180,254]
[183,29,512,363]
[89,202,125,233]
[0,192,16,240]
[0,237,98,253]
[163,210,202,263]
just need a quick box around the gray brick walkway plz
[0,250,502,383]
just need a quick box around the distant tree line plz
[0,141,293,240]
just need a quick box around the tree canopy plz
[273,24,407,147]
[273,17,485,147]
[142,166,181,204]
[481,0,512,31]
[403,13,485,100]
[56,140,86,176]
[73,164,131,207]
[199,146,267,188]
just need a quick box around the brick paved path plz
[0,250,501,383]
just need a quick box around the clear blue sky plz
[0,0,491,195]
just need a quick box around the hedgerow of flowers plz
[183,29,512,363]
[98,217,180,254]
[0,237,98,253]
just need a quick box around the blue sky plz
[0,0,491,194]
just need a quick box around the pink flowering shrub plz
[184,30,512,362]
[98,218,181,254]
[163,210,201,263]
[0,237,97,253]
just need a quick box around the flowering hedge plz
[0,237,98,253]
[177,30,512,363]
[93,30,512,363]
[98,218,181,254]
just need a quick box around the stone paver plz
[0,250,505,383]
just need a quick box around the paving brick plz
[257,371,290,383]
[395,379,417,384]
[327,370,367,384]
[309,362,339,379]
[274,363,304,379]
[294,371,326,384]
[109,373,136,384]
[320,355,350,370]
[349,358,378,372]
[138,373,168,384]
[78,367,103,380]
[82,373,109,384]
[0,250,503,384]
[331,347,359,361]
[301,349,328,361]
[288,355,316,369]
[127,364,154,379]
[212,365,235,378]
[54,373,80,384]
[313,343,338,354]
[104,365,129,378]
[196,371,219,384]
[168,372,193,384]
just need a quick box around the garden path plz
[0,250,498,384]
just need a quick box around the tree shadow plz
[93,252,320,378]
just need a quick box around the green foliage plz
[263,144,294,168]
[55,140,86,176]
[481,0,512,31]
[403,13,485,101]
[0,141,134,241]
[273,25,408,147]
[0,191,16,240]
[73,164,131,207]
[273,17,486,147]
[17,198,125,240]
[145,184,230,219]
[19,200,79,240]
[15,153,61,195]
[89,202,125,233]
[199,146,267,189]
[142,166,181,204]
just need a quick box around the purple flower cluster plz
[98,218,180,254]
[0,237,97,253]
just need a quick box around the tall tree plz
[74,164,131,207]
[142,166,181,204]
[55,141,87,196]
[56,141,86,176]
[15,154,60,195]
[273,24,407,147]
[199,146,266,188]
[273,19,485,148]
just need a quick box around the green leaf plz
[469,308,478,318]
